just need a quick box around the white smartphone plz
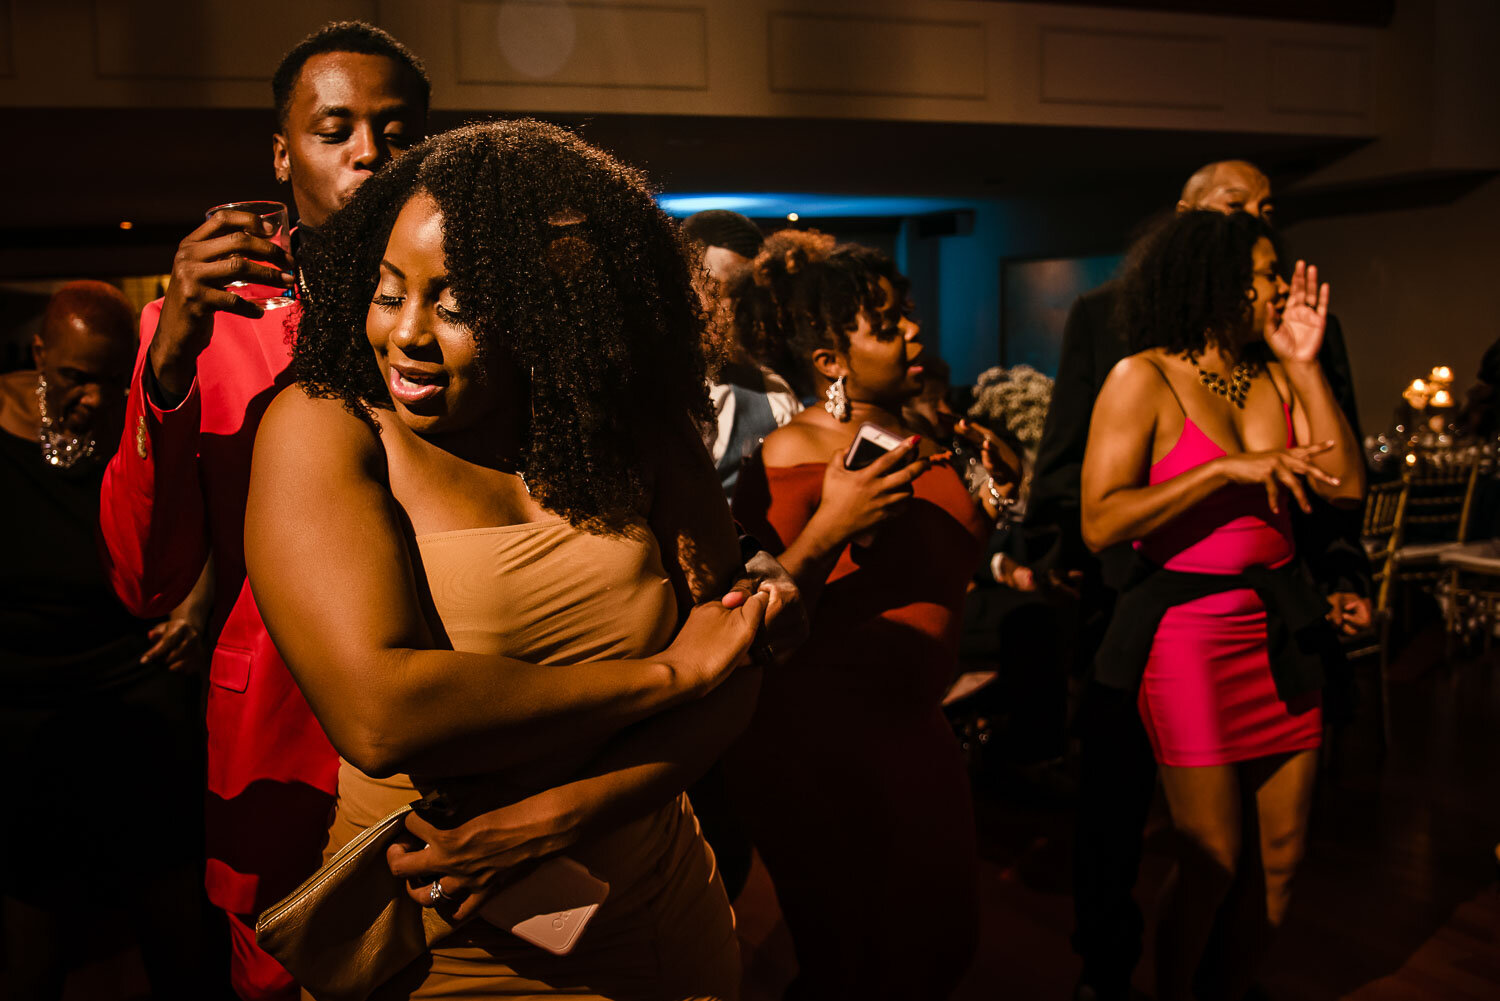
[478,857,610,956]
[844,421,910,471]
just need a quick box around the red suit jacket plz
[99,286,337,918]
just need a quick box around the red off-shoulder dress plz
[728,456,988,999]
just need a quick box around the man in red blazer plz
[98,22,430,1000]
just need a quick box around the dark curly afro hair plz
[727,230,901,397]
[293,119,712,529]
[1117,209,1282,364]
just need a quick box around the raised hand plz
[1265,260,1329,364]
[149,210,297,397]
[954,419,1022,487]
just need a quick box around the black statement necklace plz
[1193,358,1254,408]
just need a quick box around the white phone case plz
[845,421,906,469]
[477,857,610,956]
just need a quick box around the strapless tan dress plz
[322,517,739,1000]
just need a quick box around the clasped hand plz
[722,550,809,665]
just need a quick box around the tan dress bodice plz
[326,515,679,882]
[414,518,676,663]
[323,518,739,998]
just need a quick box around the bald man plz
[1176,158,1274,217]
[1,282,217,1000]
[2,282,137,468]
[1018,161,1369,1001]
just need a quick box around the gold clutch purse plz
[255,804,457,1001]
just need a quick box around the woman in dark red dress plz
[725,235,1018,999]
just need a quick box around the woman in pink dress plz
[1081,211,1364,1000]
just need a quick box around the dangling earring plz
[824,374,850,422]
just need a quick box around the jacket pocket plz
[209,644,252,693]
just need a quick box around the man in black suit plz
[1024,160,1371,1001]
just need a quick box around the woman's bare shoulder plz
[257,384,384,471]
[1100,350,1172,400]
[760,410,836,467]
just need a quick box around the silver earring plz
[824,375,850,422]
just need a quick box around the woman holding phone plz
[724,234,1019,999]
[245,121,774,999]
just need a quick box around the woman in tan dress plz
[244,121,778,999]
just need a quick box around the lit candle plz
[1404,380,1429,410]
[1431,389,1453,407]
[1435,366,1453,382]
[1406,452,1418,465]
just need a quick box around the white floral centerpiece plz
[968,364,1054,459]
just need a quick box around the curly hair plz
[1117,209,1281,363]
[835,244,912,318]
[293,119,713,529]
[272,21,430,127]
[727,230,893,397]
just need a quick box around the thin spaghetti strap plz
[1138,355,1188,418]
[1264,362,1290,409]
[1264,363,1297,444]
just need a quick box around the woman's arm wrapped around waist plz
[245,387,767,780]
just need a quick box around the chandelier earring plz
[824,374,850,422]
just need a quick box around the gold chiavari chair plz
[1440,541,1500,659]
[1352,478,1408,751]
[1347,456,1478,749]
[1392,457,1481,573]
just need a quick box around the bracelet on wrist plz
[986,478,1017,524]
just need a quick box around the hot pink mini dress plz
[1135,404,1323,767]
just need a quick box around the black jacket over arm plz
[1294,315,1372,597]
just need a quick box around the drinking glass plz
[206,200,296,310]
